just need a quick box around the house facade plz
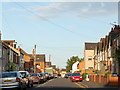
[91,25,120,74]
[78,60,84,74]
[2,40,20,72]
[84,42,97,74]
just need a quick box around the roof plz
[85,42,97,50]
[2,40,15,42]
[2,41,20,56]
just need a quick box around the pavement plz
[80,80,120,89]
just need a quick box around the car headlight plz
[80,76,82,78]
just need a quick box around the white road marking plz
[75,82,86,88]
[78,82,89,88]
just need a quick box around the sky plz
[1,2,118,69]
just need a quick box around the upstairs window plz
[88,67,93,69]
[88,56,92,60]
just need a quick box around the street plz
[33,77,81,88]
[27,78,119,90]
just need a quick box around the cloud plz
[11,8,23,12]
[11,2,118,20]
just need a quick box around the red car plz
[71,73,83,82]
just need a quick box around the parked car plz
[71,73,83,82]
[37,73,45,83]
[0,71,26,89]
[54,74,58,78]
[64,74,68,78]
[67,73,72,78]
[44,73,50,80]
[19,71,33,88]
[41,73,47,82]
[30,73,41,84]
[48,73,52,79]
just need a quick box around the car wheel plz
[18,83,23,90]
[28,82,31,88]
[31,81,33,87]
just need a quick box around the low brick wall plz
[108,74,120,86]
[89,74,120,86]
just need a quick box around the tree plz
[66,56,84,72]
[6,62,16,71]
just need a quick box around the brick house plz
[35,54,45,73]
[78,60,84,74]
[110,25,120,74]
[93,25,120,74]
[28,49,46,73]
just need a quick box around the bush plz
[94,70,100,74]
[82,73,88,80]
[103,71,111,77]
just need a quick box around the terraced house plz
[2,40,20,71]
[86,25,120,75]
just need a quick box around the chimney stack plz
[32,49,34,55]
[111,28,114,31]
[115,25,117,28]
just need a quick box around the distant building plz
[28,50,46,73]
[45,61,51,68]
[60,69,67,78]
[72,61,79,73]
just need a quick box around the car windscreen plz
[0,72,17,78]
[72,73,81,76]
[67,73,72,76]
[30,73,37,76]
[39,74,43,76]
[20,72,27,77]
[44,73,48,75]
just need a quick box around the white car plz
[19,71,33,88]
[0,72,26,89]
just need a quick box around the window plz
[88,67,93,69]
[72,73,81,76]
[88,56,92,60]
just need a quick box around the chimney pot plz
[115,25,117,28]
[32,49,34,55]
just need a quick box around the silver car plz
[0,71,26,89]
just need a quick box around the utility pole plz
[34,44,36,73]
